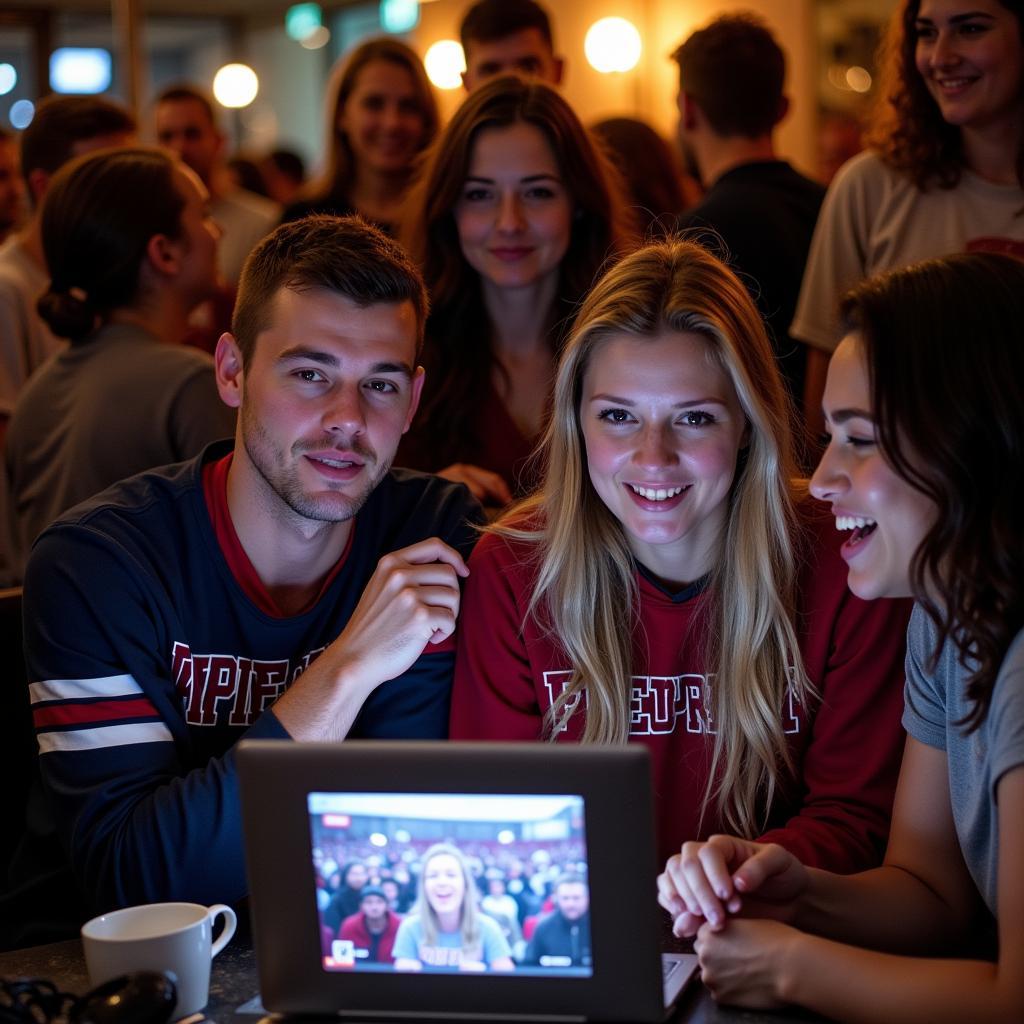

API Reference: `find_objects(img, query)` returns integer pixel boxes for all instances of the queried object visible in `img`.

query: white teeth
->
[629,484,685,501]
[835,515,876,532]
[315,457,352,469]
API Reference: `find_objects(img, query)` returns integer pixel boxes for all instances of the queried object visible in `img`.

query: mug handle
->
[208,904,237,958]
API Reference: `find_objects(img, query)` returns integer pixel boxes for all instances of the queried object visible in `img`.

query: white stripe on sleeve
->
[37,721,174,754]
[29,674,144,705]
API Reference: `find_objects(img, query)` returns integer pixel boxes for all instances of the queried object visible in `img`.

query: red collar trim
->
[202,452,353,618]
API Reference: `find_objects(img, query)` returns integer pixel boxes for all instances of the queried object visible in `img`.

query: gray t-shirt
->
[902,605,1024,914]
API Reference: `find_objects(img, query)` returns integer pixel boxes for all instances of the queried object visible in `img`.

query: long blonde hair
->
[410,843,482,953]
[497,239,810,837]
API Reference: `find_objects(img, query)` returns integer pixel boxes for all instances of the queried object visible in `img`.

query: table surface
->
[0,935,827,1024]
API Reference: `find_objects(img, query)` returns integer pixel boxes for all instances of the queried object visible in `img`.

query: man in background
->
[523,874,591,969]
[673,14,824,416]
[337,886,403,964]
[460,0,564,91]
[0,96,135,446]
[155,85,279,286]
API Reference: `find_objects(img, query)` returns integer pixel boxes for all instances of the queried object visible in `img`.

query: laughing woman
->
[450,239,911,874]
[392,844,514,972]
[660,252,1024,1022]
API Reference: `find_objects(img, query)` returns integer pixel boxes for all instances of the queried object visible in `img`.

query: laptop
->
[238,741,697,1022]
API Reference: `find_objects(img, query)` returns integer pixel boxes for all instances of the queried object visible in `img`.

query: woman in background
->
[794,0,1024,429]
[393,843,515,971]
[451,239,910,874]
[661,252,1024,1022]
[283,38,438,232]
[398,77,634,506]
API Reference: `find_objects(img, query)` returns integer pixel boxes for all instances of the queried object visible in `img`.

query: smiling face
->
[422,853,466,918]
[338,59,428,177]
[454,121,573,294]
[580,329,748,588]
[221,286,423,527]
[809,334,936,600]
[913,0,1024,131]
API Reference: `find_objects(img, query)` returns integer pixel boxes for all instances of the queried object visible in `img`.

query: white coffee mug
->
[81,902,237,1019]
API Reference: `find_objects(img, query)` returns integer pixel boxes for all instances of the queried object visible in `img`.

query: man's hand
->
[332,537,469,692]
[273,538,468,740]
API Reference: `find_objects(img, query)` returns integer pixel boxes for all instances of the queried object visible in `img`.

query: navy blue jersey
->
[3,441,482,946]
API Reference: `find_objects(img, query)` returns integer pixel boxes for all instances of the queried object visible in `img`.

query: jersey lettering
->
[543,669,799,738]
[172,641,326,727]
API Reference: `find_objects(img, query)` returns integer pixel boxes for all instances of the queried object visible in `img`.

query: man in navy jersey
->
[1,215,482,950]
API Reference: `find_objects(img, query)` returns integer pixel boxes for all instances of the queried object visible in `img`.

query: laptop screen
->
[307,792,593,978]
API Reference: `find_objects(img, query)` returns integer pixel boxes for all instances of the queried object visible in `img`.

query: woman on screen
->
[392,843,515,972]
[658,252,1024,1022]
[451,238,910,874]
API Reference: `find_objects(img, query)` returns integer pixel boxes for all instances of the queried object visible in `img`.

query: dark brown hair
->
[459,0,554,51]
[155,84,219,128]
[841,251,1024,731]
[20,94,135,179]
[400,77,634,469]
[865,0,1024,188]
[671,13,786,138]
[37,147,184,341]
[232,214,429,365]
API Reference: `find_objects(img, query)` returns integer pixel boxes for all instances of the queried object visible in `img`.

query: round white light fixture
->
[369,832,388,847]
[585,17,641,73]
[213,63,259,109]
[424,39,465,90]
[10,99,34,130]
[0,64,17,97]
[50,48,112,94]
[300,26,331,50]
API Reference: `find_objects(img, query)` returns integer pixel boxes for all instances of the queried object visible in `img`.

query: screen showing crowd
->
[308,792,592,976]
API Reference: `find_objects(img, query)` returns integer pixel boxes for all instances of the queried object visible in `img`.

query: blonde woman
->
[392,844,515,972]
[451,239,909,872]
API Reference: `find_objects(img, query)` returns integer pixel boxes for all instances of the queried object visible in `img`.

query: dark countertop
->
[0,935,827,1024]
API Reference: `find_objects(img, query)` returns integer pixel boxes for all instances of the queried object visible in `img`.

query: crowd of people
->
[314,844,591,972]
[0,0,1021,1020]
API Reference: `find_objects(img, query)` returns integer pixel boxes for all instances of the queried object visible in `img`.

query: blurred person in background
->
[398,77,634,507]
[460,0,564,91]
[673,13,825,418]
[3,147,235,580]
[261,148,306,206]
[793,0,1024,435]
[0,128,25,244]
[155,84,280,287]
[590,117,698,238]
[0,96,135,451]
[282,38,438,235]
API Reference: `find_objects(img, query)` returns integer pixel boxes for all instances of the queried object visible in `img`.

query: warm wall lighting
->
[50,48,112,94]
[424,39,465,90]
[585,17,641,73]
[10,99,34,130]
[213,64,259,108]
[0,64,17,96]
[845,66,872,93]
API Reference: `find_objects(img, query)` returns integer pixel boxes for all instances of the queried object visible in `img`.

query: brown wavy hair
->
[840,252,1024,731]
[865,0,1024,189]
[304,37,439,204]
[400,76,634,470]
